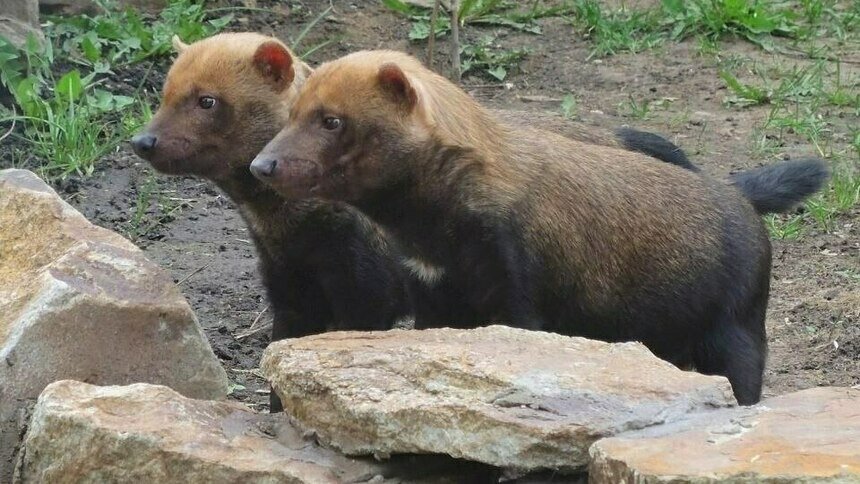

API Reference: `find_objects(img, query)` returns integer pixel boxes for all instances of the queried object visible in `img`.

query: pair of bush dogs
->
[131,33,828,410]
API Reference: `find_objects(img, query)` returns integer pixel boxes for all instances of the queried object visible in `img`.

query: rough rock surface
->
[0,0,42,48]
[261,325,737,472]
[0,169,227,479]
[589,386,860,483]
[15,380,502,483]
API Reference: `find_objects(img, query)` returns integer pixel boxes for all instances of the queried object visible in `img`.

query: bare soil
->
[4,0,858,412]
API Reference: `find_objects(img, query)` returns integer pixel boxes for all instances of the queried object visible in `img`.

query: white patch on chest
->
[401,257,446,286]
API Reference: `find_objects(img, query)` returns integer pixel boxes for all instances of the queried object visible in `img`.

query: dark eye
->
[198,96,216,109]
[323,116,343,130]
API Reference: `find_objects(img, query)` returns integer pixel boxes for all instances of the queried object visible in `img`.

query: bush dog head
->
[132,33,310,180]
[250,51,468,201]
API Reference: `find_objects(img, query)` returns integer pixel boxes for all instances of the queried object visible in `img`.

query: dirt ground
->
[5,0,858,411]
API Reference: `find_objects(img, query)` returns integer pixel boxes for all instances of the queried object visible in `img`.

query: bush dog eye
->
[198,96,216,109]
[250,49,829,406]
[323,116,342,130]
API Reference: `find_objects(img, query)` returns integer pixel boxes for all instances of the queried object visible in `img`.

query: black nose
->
[131,133,157,156]
[250,157,277,178]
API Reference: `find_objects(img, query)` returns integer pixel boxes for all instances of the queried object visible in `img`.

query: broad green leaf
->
[487,65,506,81]
[81,33,101,63]
[56,70,84,102]
[90,89,115,112]
[382,0,414,15]
[112,94,134,110]
[409,21,431,40]
[209,14,234,29]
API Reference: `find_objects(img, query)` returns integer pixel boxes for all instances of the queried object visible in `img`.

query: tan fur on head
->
[140,32,312,180]
[164,32,310,110]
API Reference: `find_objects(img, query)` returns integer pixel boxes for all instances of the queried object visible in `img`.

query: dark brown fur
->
[251,50,780,405]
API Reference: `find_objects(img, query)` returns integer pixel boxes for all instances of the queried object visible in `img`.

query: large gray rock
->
[15,380,501,483]
[0,0,42,48]
[261,325,737,473]
[0,169,227,479]
[589,386,860,483]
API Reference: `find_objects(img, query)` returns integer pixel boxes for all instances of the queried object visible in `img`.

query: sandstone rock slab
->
[261,325,737,472]
[15,380,501,483]
[589,386,860,483]
[0,169,227,478]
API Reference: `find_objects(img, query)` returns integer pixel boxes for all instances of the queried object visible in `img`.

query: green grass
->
[289,6,336,59]
[560,94,578,119]
[49,0,232,69]
[566,0,664,58]
[0,0,230,180]
[766,164,859,238]
[722,60,858,110]
[382,0,537,79]
[622,95,653,120]
[123,174,193,242]
[460,36,527,81]
[563,0,816,58]
[661,0,801,49]
[719,55,857,239]
[383,0,544,41]
[0,37,139,177]
[765,213,804,239]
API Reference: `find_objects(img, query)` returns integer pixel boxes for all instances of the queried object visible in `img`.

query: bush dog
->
[250,50,828,405]
[130,34,416,412]
[128,34,703,333]
[128,33,696,410]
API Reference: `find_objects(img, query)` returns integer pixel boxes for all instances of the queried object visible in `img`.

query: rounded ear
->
[253,41,295,92]
[171,35,189,53]
[378,63,417,109]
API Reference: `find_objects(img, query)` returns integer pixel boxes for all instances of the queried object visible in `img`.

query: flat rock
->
[0,169,227,478]
[261,325,737,472]
[589,386,860,483]
[15,380,501,483]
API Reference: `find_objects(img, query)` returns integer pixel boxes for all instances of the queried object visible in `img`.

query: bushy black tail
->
[615,127,699,172]
[729,158,830,215]
[614,128,829,215]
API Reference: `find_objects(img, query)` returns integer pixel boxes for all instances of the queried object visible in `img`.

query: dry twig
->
[428,0,440,68]
[450,0,461,81]
[236,305,272,340]
[176,262,211,285]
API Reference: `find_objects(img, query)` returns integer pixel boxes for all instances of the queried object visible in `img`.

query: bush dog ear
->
[253,41,295,91]
[171,35,189,53]
[378,63,417,109]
